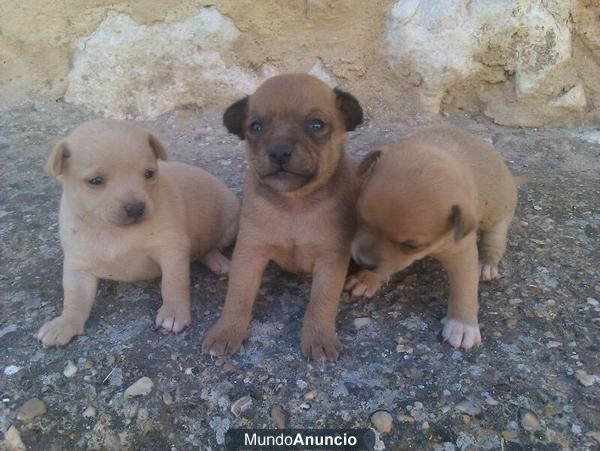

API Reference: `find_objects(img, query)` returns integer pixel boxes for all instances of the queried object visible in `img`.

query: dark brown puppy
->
[202,73,363,361]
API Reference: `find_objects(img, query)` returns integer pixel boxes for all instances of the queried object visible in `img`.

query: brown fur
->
[38,119,240,347]
[201,73,363,361]
[346,127,520,350]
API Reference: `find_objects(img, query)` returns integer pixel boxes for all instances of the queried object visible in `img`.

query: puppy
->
[201,73,363,361]
[38,119,240,346]
[346,127,521,350]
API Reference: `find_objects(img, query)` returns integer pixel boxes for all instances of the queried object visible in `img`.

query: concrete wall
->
[1,0,599,126]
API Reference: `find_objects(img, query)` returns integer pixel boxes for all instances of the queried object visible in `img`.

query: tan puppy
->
[201,73,363,361]
[38,120,240,347]
[346,127,521,350]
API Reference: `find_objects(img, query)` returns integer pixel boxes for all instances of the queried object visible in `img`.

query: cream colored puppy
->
[38,119,240,347]
[346,127,522,350]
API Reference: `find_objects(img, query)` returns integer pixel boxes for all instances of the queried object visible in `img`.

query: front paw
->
[344,270,385,299]
[201,321,248,356]
[441,316,481,350]
[300,324,342,362]
[478,262,499,282]
[38,316,85,347]
[156,303,191,333]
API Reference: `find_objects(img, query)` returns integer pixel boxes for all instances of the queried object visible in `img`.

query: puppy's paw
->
[38,316,84,347]
[201,322,248,356]
[300,326,342,362]
[202,249,230,275]
[441,316,481,351]
[156,304,191,333]
[344,270,384,299]
[478,262,499,282]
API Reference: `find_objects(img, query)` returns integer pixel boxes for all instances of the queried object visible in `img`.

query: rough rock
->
[64,7,268,119]
[386,0,600,126]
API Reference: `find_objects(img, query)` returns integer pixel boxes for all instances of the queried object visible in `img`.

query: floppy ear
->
[148,133,168,160]
[357,149,383,176]
[223,96,248,140]
[45,140,70,176]
[448,204,477,242]
[334,87,363,131]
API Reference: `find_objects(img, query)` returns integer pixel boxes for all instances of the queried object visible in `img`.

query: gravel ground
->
[1,101,599,450]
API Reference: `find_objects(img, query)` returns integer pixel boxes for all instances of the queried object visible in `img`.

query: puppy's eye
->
[396,240,420,251]
[144,169,155,180]
[307,119,325,130]
[249,121,262,134]
[88,176,104,187]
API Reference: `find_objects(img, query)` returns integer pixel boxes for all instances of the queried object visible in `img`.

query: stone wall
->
[1,0,598,126]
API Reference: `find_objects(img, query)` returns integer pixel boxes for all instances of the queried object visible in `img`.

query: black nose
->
[268,145,292,165]
[354,255,376,271]
[123,202,145,219]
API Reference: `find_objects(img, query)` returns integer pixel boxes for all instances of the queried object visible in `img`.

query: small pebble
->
[546,341,561,348]
[4,425,25,450]
[231,395,252,417]
[420,421,429,430]
[17,398,47,422]
[82,406,96,418]
[4,365,21,376]
[304,390,318,401]
[520,409,540,431]
[575,370,595,387]
[485,396,499,406]
[299,402,311,410]
[397,414,415,423]
[222,363,236,373]
[586,431,600,443]
[63,360,78,378]
[455,399,481,416]
[587,298,599,307]
[124,377,153,398]
[370,410,393,433]
[353,317,372,330]
[162,392,174,405]
[270,404,288,428]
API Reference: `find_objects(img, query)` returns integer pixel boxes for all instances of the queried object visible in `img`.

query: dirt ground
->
[1,101,599,450]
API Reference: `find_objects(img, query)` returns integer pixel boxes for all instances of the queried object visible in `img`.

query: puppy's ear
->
[334,87,363,131]
[148,133,168,160]
[357,149,383,176]
[448,204,477,242]
[45,140,70,176]
[223,96,248,140]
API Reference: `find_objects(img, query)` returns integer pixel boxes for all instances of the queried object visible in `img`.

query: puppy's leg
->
[301,255,348,362]
[478,216,512,281]
[200,213,240,275]
[345,269,388,299]
[436,235,481,351]
[155,251,192,333]
[38,266,98,347]
[201,249,230,275]
[202,244,268,355]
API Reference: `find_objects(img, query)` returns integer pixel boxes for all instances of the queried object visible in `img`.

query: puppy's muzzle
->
[123,202,146,220]
[353,254,376,271]
[268,145,292,166]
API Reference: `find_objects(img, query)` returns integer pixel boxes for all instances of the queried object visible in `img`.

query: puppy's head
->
[223,73,362,193]
[351,147,477,276]
[46,119,167,226]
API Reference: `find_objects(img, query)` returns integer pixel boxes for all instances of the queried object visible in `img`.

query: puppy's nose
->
[123,202,145,219]
[268,145,292,165]
[354,255,376,271]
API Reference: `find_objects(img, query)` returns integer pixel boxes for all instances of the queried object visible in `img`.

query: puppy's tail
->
[513,175,528,187]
